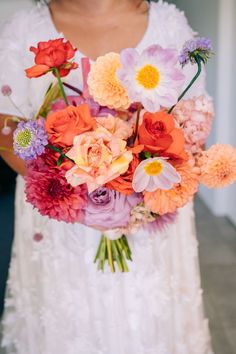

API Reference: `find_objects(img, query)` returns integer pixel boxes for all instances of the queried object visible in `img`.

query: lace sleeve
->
[0,12,32,118]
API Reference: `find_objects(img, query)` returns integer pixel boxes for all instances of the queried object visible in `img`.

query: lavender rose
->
[84,187,142,230]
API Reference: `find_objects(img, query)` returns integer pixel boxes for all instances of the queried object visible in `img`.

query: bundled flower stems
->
[1,36,236,273]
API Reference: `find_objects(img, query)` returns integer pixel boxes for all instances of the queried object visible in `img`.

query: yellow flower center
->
[16,129,32,148]
[144,160,163,176]
[136,65,160,89]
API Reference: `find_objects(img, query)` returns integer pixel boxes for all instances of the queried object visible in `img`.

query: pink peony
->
[173,95,214,155]
[25,157,87,223]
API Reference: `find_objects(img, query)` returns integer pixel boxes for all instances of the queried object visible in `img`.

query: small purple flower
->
[1,85,12,97]
[142,212,177,234]
[84,187,142,230]
[13,119,48,160]
[179,37,213,66]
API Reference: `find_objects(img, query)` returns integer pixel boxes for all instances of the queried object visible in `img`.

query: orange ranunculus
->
[138,110,188,160]
[45,104,97,147]
[25,38,78,78]
[106,155,140,195]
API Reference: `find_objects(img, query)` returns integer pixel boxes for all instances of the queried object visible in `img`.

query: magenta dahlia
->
[25,157,87,223]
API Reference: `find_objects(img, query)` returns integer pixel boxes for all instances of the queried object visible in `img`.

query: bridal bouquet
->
[2,37,236,272]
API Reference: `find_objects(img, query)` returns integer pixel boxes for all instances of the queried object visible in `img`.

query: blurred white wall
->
[175,0,236,225]
[0,0,32,23]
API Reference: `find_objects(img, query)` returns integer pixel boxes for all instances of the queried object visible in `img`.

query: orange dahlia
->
[87,53,131,110]
[198,144,236,188]
[144,162,199,215]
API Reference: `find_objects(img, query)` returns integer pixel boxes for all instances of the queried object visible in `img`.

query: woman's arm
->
[0,115,26,176]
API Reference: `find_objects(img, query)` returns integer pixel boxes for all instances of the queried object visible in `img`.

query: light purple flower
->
[117,45,185,113]
[13,119,48,160]
[84,187,142,229]
[179,37,213,66]
[142,212,177,234]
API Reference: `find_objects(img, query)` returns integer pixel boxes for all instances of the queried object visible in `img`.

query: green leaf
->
[144,151,152,159]
[56,155,64,167]
[34,83,63,119]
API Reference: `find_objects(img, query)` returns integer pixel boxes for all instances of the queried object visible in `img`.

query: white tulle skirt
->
[1,176,213,354]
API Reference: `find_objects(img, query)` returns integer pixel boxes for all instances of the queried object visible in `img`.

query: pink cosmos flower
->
[25,157,87,223]
[173,95,214,155]
[117,45,185,113]
[65,126,133,192]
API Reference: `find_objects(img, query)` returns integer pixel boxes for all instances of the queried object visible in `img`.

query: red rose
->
[25,38,78,78]
[138,110,188,160]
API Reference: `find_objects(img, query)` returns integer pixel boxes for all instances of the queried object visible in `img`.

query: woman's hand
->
[0,114,27,176]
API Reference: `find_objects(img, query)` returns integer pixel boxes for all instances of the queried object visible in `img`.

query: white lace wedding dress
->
[0,1,214,353]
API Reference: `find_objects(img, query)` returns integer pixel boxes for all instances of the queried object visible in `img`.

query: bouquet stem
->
[53,68,69,106]
[94,234,132,273]
[168,56,202,114]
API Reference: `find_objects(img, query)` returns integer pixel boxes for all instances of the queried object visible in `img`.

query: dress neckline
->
[42,1,154,61]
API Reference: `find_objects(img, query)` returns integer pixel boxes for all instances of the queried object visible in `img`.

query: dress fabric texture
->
[0,2,214,353]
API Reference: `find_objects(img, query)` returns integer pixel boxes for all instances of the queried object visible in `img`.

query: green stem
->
[94,235,104,263]
[128,103,142,147]
[53,68,69,106]
[168,57,202,114]
[0,146,13,153]
[46,144,74,163]
[111,240,123,272]
[106,238,115,273]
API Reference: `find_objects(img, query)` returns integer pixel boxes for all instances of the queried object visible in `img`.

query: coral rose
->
[198,144,236,188]
[106,154,140,195]
[138,110,188,160]
[65,126,133,192]
[45,104,96,147]
[144,162,199,215]
[25,38,78,78]
[95,114,133,140]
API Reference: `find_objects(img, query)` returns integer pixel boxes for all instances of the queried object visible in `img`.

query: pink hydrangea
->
[173,95,214,155]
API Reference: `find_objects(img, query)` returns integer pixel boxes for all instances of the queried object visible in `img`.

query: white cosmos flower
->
[132,157,181,193]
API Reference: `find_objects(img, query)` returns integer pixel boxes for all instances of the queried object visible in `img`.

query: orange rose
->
[25,38,78,78]
[45,104,96,147]
[138,110,188,160]
[106,155,140,195]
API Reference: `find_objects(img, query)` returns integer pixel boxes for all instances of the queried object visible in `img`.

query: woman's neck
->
[51,0,144,17]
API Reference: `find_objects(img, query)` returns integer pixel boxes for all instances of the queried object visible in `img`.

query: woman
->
[0,0,213,353]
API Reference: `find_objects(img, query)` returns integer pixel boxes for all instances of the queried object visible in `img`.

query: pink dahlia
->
[25,157,87,223]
